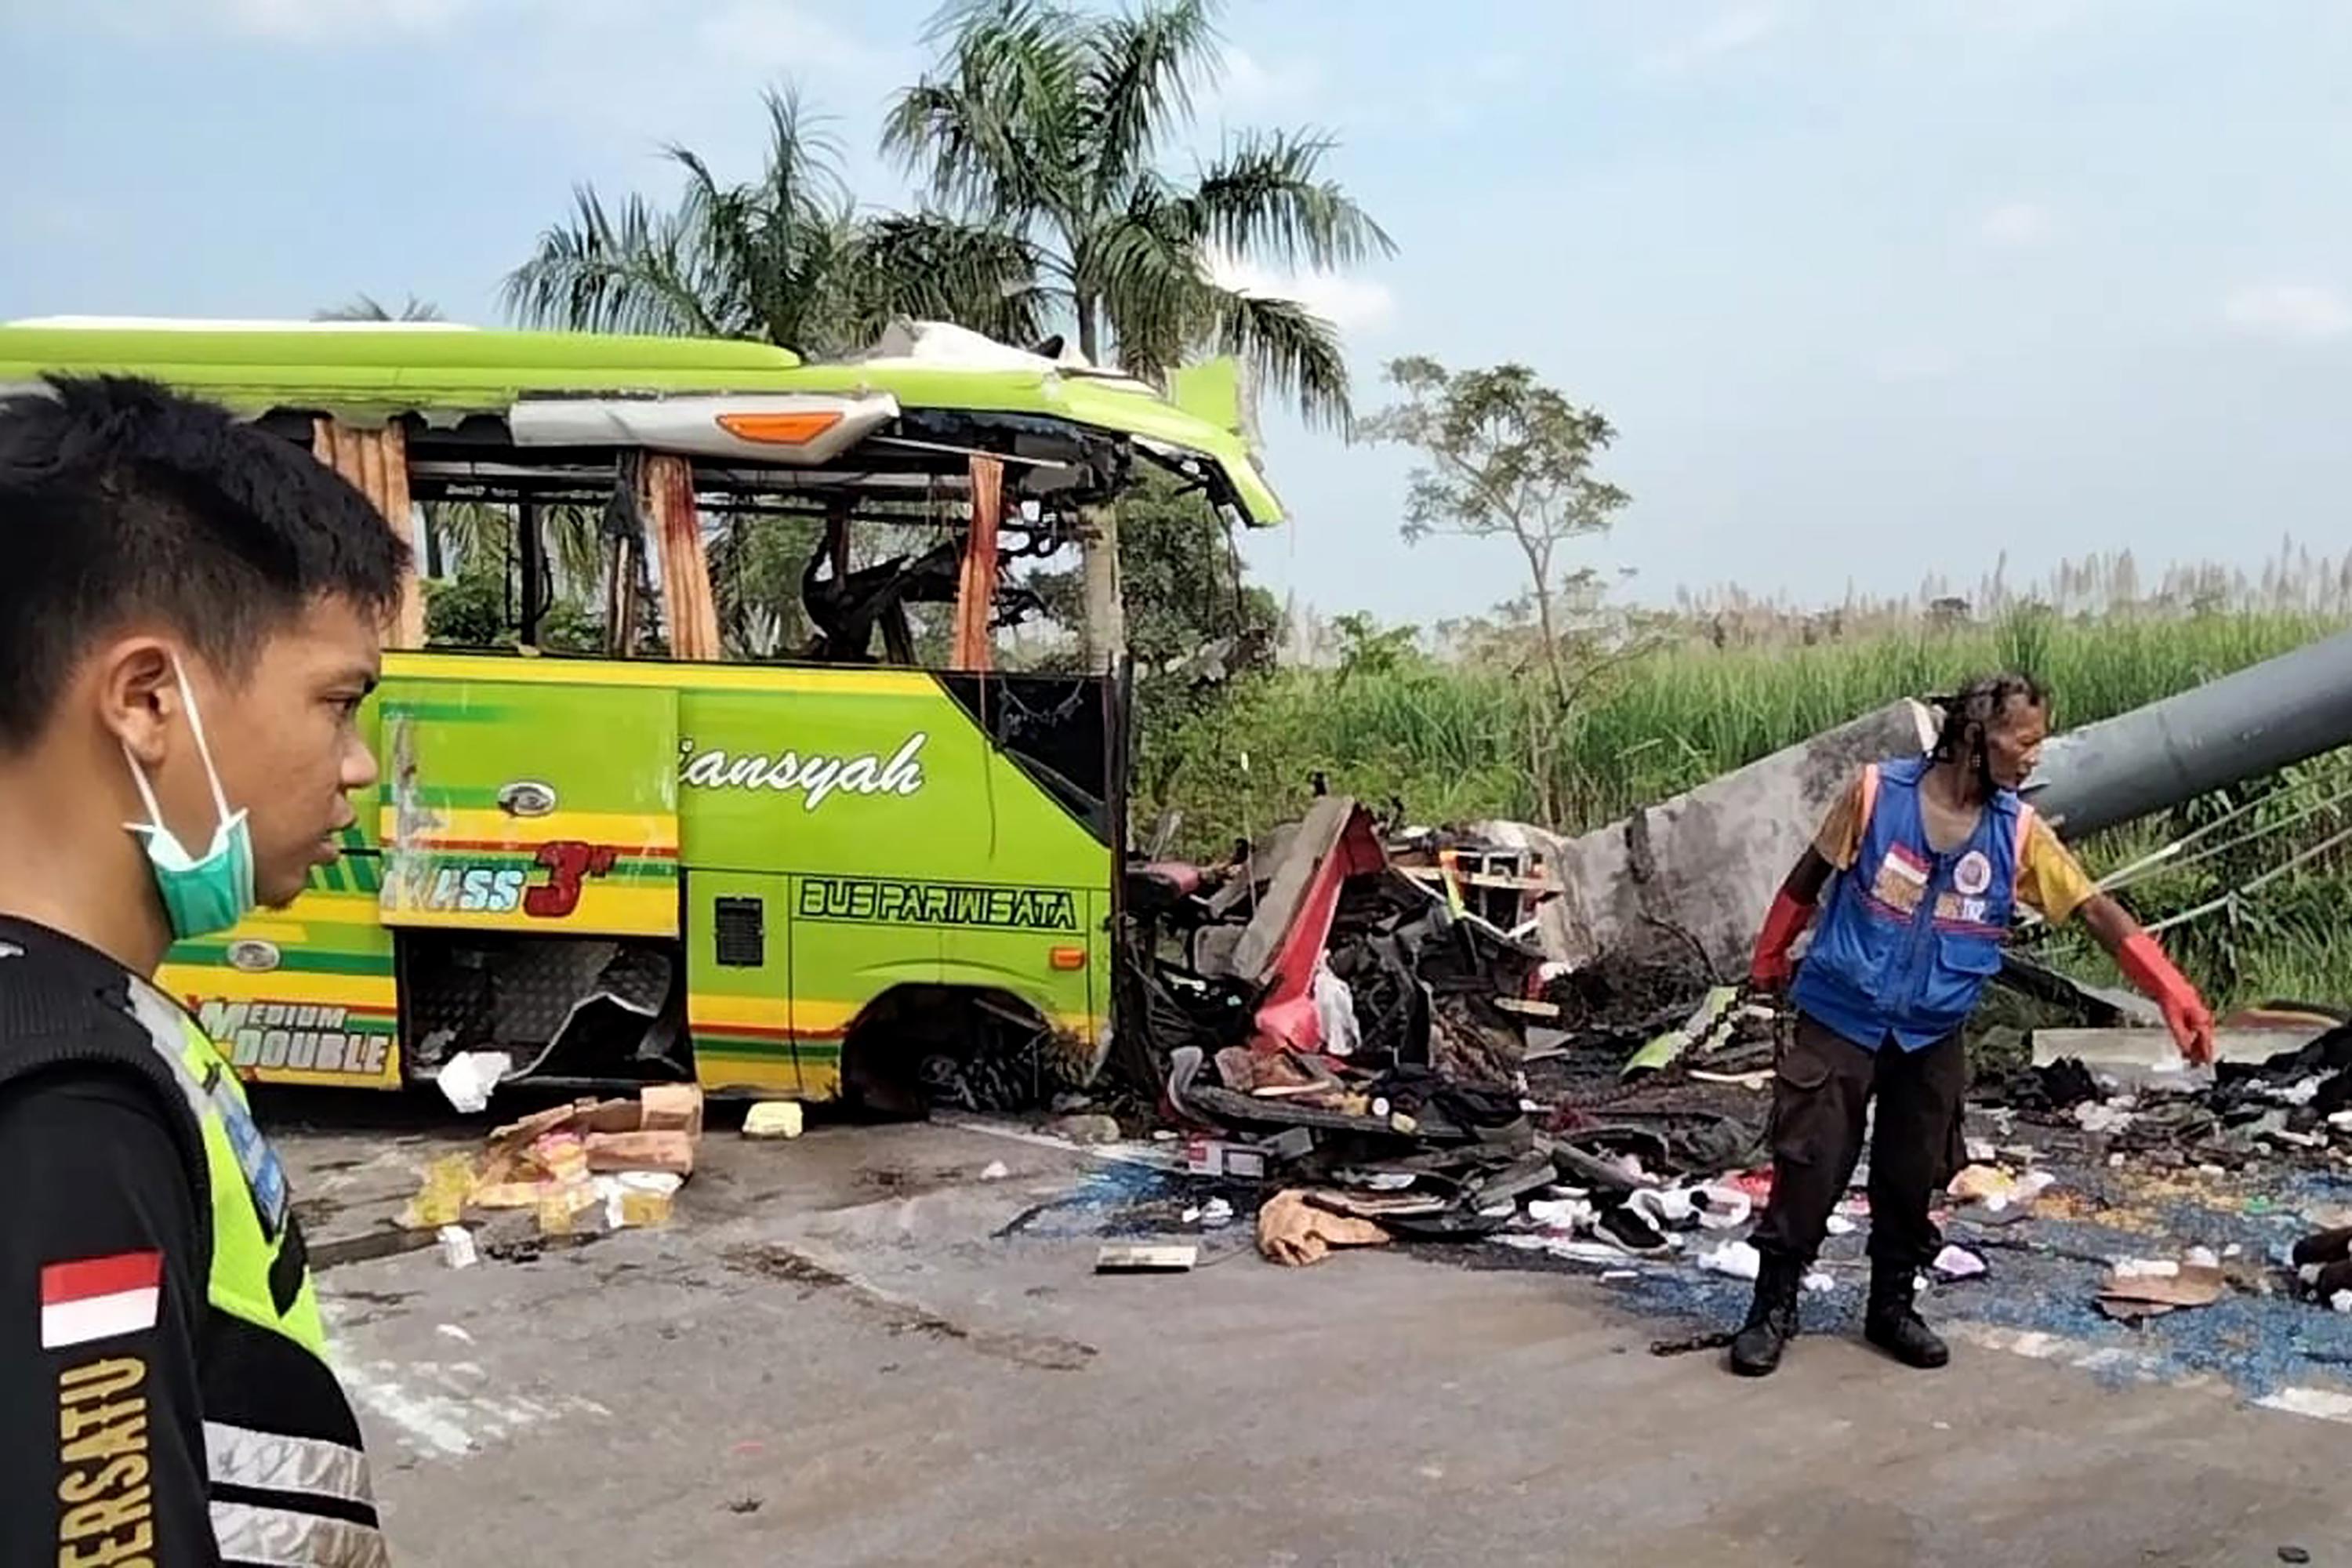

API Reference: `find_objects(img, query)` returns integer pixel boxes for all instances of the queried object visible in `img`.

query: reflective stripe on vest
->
[115,978,387,1565]
[211,1501,390,1568]
[205,1421,376,1508]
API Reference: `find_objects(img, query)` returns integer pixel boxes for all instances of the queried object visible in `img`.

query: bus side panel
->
[160,887,402,1089]
[676,668,1113,1098]
[376,674,680,937]
[684,869,800,1098]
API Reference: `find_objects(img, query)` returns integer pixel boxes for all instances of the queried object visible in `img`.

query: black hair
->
[0,375,409,749]
[1931,670,2049,763]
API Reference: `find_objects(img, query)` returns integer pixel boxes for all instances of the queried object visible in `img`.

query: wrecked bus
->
[0,318,1283,1105]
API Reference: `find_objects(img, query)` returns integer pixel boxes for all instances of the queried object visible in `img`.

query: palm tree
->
[503,88,1041,356]
[313,294,445,322]
[882,0,1392,429]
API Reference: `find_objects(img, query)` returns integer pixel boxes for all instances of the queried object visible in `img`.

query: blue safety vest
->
[1791,757,2027,1052]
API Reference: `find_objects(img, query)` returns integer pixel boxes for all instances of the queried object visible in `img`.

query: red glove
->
[2115,931,2216,1065]
[1749,887,1817,992]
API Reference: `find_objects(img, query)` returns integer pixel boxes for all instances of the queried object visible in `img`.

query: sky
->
[5,0,2352,627]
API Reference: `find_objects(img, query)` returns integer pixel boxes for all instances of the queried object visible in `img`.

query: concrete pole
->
[1080,501,1126,673]
[2027,627,2352,838]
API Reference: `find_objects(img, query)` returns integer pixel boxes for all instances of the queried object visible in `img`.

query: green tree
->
[1031,471,1279,799]
[883,0,1392,427]
[1360,356,1632,709]
[503,88,1041,357]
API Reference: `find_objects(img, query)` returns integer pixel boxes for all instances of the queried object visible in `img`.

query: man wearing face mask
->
[0,376,407,1566]
[1726,672,2216,1379]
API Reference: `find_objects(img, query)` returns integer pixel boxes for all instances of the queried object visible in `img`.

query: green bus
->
[0,318,1282,1107]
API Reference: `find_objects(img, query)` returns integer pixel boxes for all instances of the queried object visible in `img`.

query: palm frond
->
[1181,129,1396,271]
[1205,286,1354,431]
[314,293,444,322]
[501,185,726,339]
[885,0,1085,223]
[849,213,1053,347]
[1090,193,1214,376]
[1084,0,1220,199]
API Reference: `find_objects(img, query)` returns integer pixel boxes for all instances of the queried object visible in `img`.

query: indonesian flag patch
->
[40,1251,162,1349]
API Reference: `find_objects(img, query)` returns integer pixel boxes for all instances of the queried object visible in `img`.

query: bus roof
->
[0,319,1284,526]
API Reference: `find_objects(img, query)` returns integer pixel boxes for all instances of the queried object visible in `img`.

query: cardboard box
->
[584,1130,696,1177]
[641,1084,705,1139]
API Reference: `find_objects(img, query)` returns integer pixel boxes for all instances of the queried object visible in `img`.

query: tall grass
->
[1156,609,2344,841]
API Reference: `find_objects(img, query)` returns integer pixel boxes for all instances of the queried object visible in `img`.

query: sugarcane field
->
[5,5,2352,1566]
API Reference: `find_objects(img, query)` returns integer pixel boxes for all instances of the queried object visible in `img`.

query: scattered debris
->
[2097,1259,2227,1321]
[980,1160,1012,1181]
[1258,1190,1392,1267]
[1697,1240,1762,1282]
[743,1101,804,1140]
[434,1051,511,1115]
[1094,1243,1198,1274]
[1050,1113,1124,1146]
[399,1086,706,1248]
[437,1225,477,1270]
[1932,1245,1987,1281]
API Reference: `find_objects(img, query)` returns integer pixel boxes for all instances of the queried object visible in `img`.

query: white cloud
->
[1650,3,1784,72]
[1867,347,1959,385]
[1210,45,1325,116]
[691,2,902,78]
[2223,283,2352,343]
[1978,201,2052,248]
[1209,252,1396,335]
[92,0,477,41]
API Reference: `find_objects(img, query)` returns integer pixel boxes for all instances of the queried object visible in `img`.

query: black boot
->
[1864,1261,1950,1369]
[1729,1253,1804,1377]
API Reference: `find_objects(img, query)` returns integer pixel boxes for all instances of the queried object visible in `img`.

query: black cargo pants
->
[1752,1012,1968,1272]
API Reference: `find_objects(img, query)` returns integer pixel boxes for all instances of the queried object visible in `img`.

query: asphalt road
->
[281,1112,2352,1568]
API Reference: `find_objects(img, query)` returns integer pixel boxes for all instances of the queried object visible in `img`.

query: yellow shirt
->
[1811,767,2098,924]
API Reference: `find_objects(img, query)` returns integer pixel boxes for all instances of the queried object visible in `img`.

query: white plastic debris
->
[2331,1111,2352,1131]
[1495,1234,1634,1266]
[1826,1214,1858,1237]
[1630,1187,1697,1229]
[2108,1152,2128,1169]
[2114,1258,2180,1279]
[1201,1198,1235,1229]
[1526,1198,1595,1232]
[2279,1076,2327,1107]
[743,1101,804,1139]
[1697,1240,1762,1282]
[2075,1101,2135,1134]
[2185,1246,2220,1269]
[980,1160,1011,1181]
[1965,1138,1998,1164]
[1802,1270,1836,1294]
[436,1225,477,1270]
[434,1051,510,1115]
[2335,1291,2352,1316]
[1311,963,1362,1058]
[1694,1185,1753,1231]
[435,1323,474,1344]
[1933,1245,1987,1280]
[2019,1170,2059,1199]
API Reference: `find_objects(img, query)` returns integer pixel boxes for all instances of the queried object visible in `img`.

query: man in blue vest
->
[1729,673,2215,1377]
[0,376,405,1563]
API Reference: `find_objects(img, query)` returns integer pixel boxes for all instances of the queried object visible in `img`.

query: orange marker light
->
[1050,946,1087,971]
[716,409,844,445]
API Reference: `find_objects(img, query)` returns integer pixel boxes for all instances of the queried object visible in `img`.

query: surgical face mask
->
[123,655,256,941]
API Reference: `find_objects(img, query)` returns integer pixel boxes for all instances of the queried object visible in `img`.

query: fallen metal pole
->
[2025,627,2352,839]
